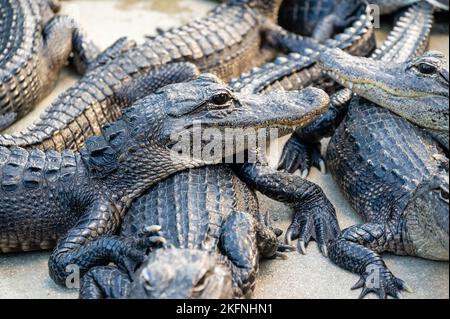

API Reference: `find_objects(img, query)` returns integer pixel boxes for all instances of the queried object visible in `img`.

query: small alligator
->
[326,96,448,299]
[315,8,448,298]
[0,0,99,130]
[0,74,332,288]
[278,1,434,176]
[0,0,284,151]
[0,0,375,153]
[79,164,304,299]
[77,105,341,299]
[323,49,449,149]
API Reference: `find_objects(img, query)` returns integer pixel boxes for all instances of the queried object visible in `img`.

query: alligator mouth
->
[319,49,444,99]
[184,87,330,131]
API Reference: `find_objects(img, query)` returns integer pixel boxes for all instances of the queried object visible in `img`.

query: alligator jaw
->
[318,48,449,134]
[196,87,330,132]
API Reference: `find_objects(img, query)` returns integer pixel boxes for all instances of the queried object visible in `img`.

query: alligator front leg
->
[329,222,412,299]
[48,199,164,286]
[235,157,340,256]
[80,266,131,299]
[43,16,99,75]
[278,90,351,176]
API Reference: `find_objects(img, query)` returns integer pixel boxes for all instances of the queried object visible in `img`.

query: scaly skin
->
[0,73,330,286]
[80,166,288,299]
[299,2,447,298]
[278,1,434,176]
[229,0,375,94]
[0,0,99,130]
[369,0,448,14]
[320,48,449,149]
[326,98,449,299]
[0,0,286,151]
[79,147,341,299]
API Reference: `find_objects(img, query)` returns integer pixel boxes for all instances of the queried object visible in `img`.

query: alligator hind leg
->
[87,37,137,71]
[43,16,100,75]
[80,266,131,299]
[329,222,412,299]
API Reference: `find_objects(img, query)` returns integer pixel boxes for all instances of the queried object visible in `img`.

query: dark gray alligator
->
[0,74,332,289]
[326,96,448,299]
[76,104,341,299]
[79,162,322,299]
[0,0,284,151]
[278,2,434,177]
[0,0,99,130]
[314,7,448,298]
[323,49,449,149]
[0,0,376,153]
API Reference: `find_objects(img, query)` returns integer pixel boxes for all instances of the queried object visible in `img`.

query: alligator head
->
[404,154,449,261]
[318,49,449,146]
[81,72,328,185]
[128,248,233,299]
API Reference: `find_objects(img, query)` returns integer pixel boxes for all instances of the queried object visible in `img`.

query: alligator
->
[0,0,99,131]
[294,4,448,298]
[0,0,283,151]
[322,49,449,149]
[0,0,376,153]
[76,108,342,299]
[0,73,333,287]
[326,96,449,299]
[278,1,434,177]
[79,163,303,299]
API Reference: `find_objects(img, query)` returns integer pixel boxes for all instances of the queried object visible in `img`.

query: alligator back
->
[0,1,273,150]
[121,165,258,251]
[0,0,57,126]
[0,146,84,252]
[326,98,443,223]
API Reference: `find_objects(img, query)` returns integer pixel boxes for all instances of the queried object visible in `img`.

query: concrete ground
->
[0,0,448,299]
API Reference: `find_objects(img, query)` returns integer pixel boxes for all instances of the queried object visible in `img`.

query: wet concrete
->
[0,0,448,299]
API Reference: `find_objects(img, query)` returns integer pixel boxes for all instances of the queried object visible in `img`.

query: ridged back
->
[121,166,258,252]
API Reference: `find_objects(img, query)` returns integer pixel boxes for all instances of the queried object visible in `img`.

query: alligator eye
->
[440,188,449,201]
[211,93,231,105]
[416,63,437,75]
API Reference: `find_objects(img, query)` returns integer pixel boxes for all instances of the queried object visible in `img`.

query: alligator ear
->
[81,136,119,178]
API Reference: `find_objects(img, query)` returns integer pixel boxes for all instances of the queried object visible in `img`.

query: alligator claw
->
[351,266,411,299]
[287,202,340,256]
[278,135,325,177]
[298,240,307,255]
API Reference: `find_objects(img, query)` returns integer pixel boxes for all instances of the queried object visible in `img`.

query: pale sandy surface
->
[0,0,448,299]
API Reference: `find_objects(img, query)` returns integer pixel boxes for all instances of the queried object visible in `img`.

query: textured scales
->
[320,2,448,299]
[0,0,283,151]
[0,0,98,130]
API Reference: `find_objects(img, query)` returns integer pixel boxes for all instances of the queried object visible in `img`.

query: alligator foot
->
[352,265,412,299]
[118,225,167,273]
[286,201,340,257]
[278,135,325,177]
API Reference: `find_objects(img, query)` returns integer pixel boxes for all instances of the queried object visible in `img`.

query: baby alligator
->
[0,0,98,130]
[318,12,449,299]
[0,0,376,153]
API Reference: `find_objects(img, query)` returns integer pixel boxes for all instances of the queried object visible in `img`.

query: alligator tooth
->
[348,83,353,90]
